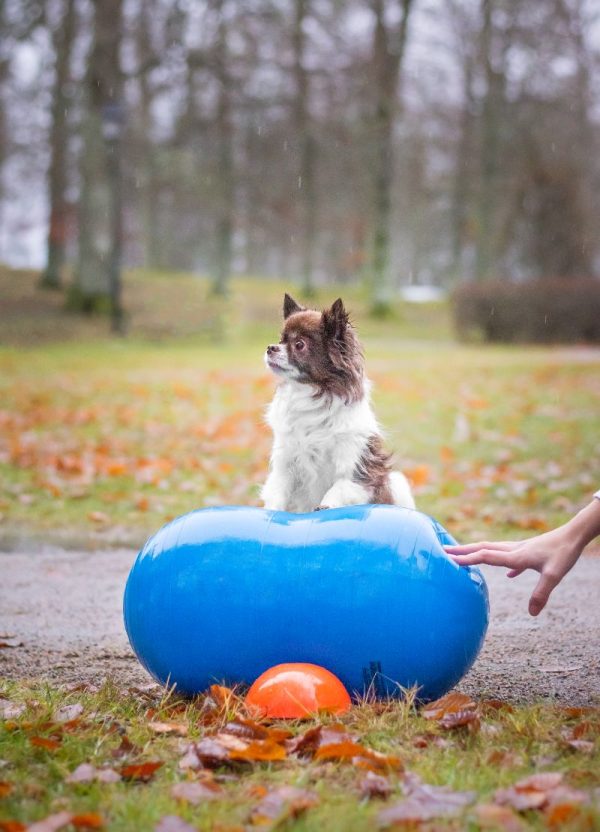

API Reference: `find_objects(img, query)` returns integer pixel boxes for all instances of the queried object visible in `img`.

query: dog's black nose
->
[267,344,278,355]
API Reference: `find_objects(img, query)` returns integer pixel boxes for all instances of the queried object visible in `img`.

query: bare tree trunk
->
[40,0,77,290]
[475,0,502,281]
[451,54,474,278]
[211,2,234,297]
[293,0,316,296]
[137,0,161,270]
[71,0,125,330]
[370,0,414,314]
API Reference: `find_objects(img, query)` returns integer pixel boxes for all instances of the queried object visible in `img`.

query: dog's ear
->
[283,293,303,319]
[322,298,349,341]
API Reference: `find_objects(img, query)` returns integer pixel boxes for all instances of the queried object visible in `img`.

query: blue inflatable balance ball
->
[124,505,489,701]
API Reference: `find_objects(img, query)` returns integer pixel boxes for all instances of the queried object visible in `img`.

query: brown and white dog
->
[261,294,415,513]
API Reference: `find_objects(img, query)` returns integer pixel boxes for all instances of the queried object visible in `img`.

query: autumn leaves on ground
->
[2,681,600,831]
[1,270,599,829]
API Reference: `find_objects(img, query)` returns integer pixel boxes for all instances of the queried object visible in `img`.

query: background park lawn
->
[1,269,598,551]
[1,270,599,831]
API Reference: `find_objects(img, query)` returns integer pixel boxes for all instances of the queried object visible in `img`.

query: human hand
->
[445,526,580,616]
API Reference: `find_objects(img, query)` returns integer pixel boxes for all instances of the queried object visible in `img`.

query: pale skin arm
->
[445,497,600,617]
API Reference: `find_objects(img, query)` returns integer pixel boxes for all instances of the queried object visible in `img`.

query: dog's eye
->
[295,339,305,351]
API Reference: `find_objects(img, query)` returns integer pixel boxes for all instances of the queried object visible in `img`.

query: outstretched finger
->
[507,568,524,578]
[449,548,518,567]
[444,540,518,555]
[528,573,560,616]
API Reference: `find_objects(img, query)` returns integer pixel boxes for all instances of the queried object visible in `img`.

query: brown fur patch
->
[279,300,364,403]
[355,435,394,504]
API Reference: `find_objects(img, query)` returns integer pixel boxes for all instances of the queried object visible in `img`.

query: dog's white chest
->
[265,382,377,512]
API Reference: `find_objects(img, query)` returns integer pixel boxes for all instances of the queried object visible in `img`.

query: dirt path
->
[1,547,599,704]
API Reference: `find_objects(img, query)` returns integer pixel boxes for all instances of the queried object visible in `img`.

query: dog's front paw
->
[314,505,330,512]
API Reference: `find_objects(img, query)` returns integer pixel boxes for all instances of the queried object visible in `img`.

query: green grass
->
[1,680,598,830]
[1,270,599,828]
[1,331,598,549]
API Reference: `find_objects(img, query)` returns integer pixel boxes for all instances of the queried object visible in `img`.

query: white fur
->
[261,368,415,513]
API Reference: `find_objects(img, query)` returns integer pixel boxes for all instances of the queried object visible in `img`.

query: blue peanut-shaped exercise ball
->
[124,505,489,701]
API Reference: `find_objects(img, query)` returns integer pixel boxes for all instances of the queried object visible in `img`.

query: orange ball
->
[245,662,351,719]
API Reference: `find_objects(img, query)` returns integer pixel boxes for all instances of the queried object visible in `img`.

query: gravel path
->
[1,547,599,704]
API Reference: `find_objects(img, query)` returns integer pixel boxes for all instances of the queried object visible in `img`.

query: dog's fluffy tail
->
[390,471,416,510]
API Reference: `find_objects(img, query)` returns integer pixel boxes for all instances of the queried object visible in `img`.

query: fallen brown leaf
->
[120,761,163,781]
[565,739,594,754]
[222,718,292,744]
[27,812,73,832]
[287,723,352,757]
[0,820,26,832]
[480,699,513,714]
[148,721,188,737]
[228,739,287,763]
[66,763,121,784]
[378,776,475,826]
[485,749,523,769]
[249,785,319,827]
[70,814,105,830]
[422,692,477,722]
[473,803,527,831]
[494,771,565,811]
[439,708,480,732]
[0,703,25,719]
[88,510,110,524]
[359,771,393,801]
[171,779,223,804]
[53,703,84,723]
[155,816,198,832]
[30,736,61,751]
[544,801,592,828]
[110,734,137,759]
[209,684,235,708]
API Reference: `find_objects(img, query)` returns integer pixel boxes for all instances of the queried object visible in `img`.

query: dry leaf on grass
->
[378,777,476,827]
[120,761,163,781]
[222,718,292,744]
[287,723,352,757]
[27,813,75,832]
[53,703,84,723]
[155,816,198,832]
[178,719,292,769]
[70,814,105,830]
[228,739,287,763]
[110,734,137,759]
[171,779,223,804]
[148,721,188,737]
[485,749,523,769]
[421,691,477,727]
[66,763,121,784]
[0,781,13,797]
[565,738,594,754]
[494,771,589,813]
[473,803,527,832]
[359,771,393,801]
[545,801,592,828]
[248,785,319,827]
[479,699,513,714]
[0,820,27,832]
[288,723,402,772]
[439,709,480,731]
[29,736,61,751]
[0,702,25,720]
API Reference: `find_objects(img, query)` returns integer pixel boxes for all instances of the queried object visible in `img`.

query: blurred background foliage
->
[1,0,599,340]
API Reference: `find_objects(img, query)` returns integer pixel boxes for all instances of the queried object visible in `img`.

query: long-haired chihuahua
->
[261,294,415,513]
